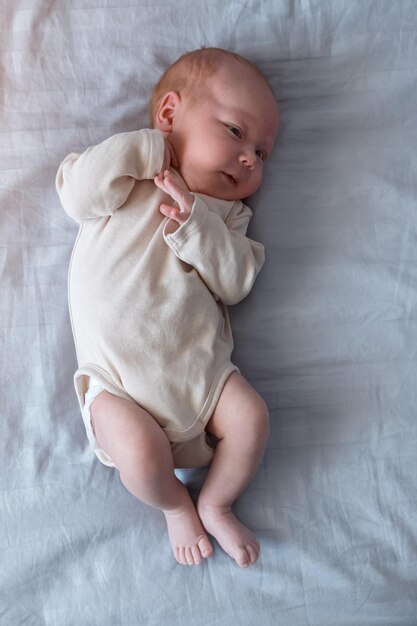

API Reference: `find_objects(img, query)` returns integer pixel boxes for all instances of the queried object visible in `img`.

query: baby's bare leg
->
[90,390,213,565]
[197,373,269,568]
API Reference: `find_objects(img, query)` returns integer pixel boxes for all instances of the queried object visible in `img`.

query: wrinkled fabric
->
[1,1,417,624]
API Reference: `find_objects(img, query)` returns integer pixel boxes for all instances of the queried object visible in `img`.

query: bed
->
[1,1,417,624]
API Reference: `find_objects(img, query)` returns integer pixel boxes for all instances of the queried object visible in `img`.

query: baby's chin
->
[197,188,242,201]
[180,175,247,201]
[179,167,258,201]
[211,185,258,202]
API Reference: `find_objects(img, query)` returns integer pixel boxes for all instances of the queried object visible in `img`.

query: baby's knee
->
[208,377,270,443]
[90,390,173,480]
[118,431,171,485]
[229,395,270,444]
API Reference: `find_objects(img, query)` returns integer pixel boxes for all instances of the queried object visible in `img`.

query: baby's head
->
[150,48,279,201]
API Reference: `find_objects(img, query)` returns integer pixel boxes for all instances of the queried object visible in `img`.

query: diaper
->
[81,378,216,469]
[81,378,115,466]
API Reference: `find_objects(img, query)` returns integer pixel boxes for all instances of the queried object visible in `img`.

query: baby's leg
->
[197,373,269,568]
[90,390,213,565]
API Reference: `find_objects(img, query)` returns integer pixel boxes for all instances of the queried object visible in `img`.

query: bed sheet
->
[1,1,417,624]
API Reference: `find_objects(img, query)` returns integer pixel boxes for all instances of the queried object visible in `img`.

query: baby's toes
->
[177,546,187,565]
[185,546,195,565]
[191,545,202,565]
[246,542,260,564]
[235,546,251,568]
[198,535,213,559]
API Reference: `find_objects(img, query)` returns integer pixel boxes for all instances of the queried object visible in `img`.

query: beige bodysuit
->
[56,129,265,468]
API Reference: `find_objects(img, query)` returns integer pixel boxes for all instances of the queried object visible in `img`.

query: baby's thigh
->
[90,390,169,470]
[206,372,269,440]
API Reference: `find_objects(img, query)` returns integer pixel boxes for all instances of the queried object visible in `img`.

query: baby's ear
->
[155,91,181,132]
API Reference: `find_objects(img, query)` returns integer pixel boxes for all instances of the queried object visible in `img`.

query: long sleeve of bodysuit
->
[163,195,265,305]
[56,129,164,222]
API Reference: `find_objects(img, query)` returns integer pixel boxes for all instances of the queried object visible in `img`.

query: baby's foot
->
[163,501,213,566]
[197,503,260,568]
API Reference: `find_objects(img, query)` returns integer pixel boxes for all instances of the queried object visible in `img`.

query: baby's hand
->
[154,169,194,226]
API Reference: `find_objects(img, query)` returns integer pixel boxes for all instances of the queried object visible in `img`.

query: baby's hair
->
[149,47,270,126]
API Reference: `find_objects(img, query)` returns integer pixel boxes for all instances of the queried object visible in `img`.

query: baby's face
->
[165,65,279,200]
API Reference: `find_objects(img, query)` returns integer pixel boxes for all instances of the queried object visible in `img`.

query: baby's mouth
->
[222,172,238,185]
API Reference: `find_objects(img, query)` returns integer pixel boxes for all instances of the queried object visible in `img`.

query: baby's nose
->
[239,149,256,169]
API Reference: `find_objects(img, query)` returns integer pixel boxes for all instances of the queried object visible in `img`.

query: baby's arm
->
[161,188,265,305]
[56,129,165,222]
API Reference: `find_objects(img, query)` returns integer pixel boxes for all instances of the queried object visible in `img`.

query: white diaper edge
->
[82,382,116,467]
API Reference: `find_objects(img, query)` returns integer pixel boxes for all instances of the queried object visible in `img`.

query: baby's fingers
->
[159,170,182,196]
[154,170,181,199]
[159,203,186,225]
[155,171,193,215]
[154,172,168,192]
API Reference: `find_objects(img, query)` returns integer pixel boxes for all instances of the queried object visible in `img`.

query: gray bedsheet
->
[1,1,417,624]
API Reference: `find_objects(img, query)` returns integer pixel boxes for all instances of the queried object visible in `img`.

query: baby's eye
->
[228,125,242,138]
[256,149,267,161]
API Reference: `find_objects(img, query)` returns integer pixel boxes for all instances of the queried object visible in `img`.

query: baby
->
[56,47,279,568]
